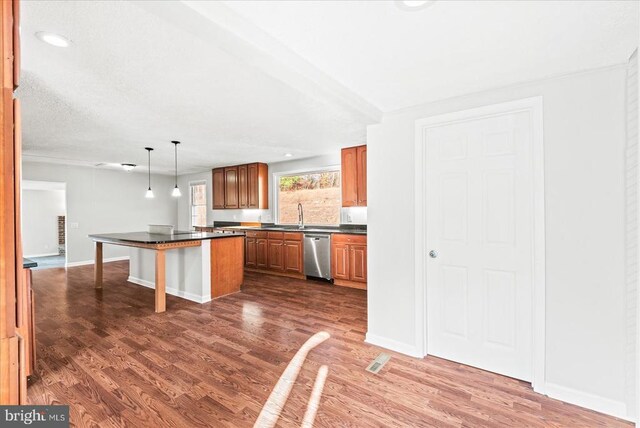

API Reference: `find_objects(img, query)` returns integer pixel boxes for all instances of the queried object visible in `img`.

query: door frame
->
[413,96,546,393]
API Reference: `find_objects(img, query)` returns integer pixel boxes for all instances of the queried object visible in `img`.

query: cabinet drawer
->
[283,232,303,241]
[267,231,284,240]
[245,230,267,238]
[332,233,367,244]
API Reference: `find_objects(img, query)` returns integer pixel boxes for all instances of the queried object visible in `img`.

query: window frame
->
[273,165,342,226]
[188,180,208,229]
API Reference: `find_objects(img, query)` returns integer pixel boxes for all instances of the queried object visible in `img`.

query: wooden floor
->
[28,261,630,428]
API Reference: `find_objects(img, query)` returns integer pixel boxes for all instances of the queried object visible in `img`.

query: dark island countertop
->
[89,231,241,245]
[23,258,38,269]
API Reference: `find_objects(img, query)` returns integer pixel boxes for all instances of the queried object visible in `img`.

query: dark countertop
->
[23,258,38,269]
[89,231,241,245]
[198,223,367,235]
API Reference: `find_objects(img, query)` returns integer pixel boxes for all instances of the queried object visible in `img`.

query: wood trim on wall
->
[0,0,21,405]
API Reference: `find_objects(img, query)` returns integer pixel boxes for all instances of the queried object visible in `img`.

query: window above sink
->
[275,168,341,226]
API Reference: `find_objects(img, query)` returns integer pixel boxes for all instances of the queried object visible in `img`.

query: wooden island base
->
[91,233,244,313]
[210,236,244,298]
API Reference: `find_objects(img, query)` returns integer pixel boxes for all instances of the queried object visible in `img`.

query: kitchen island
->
[89,231,244,313]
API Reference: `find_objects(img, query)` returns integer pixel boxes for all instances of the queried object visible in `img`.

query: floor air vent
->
[366,353,390,374]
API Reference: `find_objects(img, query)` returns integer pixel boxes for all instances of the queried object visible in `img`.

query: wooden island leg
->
[94,242,103,289]
[155,249,166,313]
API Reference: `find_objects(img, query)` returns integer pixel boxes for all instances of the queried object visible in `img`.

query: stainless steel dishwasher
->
[303,233,331,280]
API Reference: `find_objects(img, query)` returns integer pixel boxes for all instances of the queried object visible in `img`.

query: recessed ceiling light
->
[121,163,136,172]
[284,153,293,157]
[35,31,71,48]
[395,0,437,11]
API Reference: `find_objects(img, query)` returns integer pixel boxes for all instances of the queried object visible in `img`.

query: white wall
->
[367,65,631,418]
[22,162,178,264]
[22,189,65,257]
[177,154,367,230]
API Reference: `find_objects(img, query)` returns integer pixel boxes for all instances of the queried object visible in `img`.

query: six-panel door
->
[425,109,534,382]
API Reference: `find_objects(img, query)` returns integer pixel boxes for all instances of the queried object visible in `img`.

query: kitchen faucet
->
[298,203,304,229]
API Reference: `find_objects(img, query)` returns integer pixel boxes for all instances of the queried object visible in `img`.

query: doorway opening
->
[22,180,67,269]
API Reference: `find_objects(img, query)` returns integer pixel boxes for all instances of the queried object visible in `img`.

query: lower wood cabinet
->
[332,242,349,280]
[331,234,367,289]
[245,237,257,267]
[268,239,284,271]
[244,231,303,277]
[284,239,303,274]
[256,239,268,268]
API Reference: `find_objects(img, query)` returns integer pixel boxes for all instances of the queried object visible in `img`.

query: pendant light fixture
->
[145,147,154,198]
[171,141,181,197]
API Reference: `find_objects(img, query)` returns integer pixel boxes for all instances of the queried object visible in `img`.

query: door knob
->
[429,250,438,259]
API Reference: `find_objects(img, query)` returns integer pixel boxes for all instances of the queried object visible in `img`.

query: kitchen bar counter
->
[195,224,367,235]
[90,231,244,312]
[23,258,38,269]
[89,231,237,244]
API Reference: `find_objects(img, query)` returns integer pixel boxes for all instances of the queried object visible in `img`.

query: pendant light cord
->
[148,149,151,189]
[175,142,178,186]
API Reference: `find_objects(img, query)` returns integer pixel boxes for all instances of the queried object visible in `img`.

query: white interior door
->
[425,109,534,381]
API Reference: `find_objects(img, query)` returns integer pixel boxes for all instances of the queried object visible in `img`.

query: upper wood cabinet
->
[212,168,225,209]
[212,163,268,210]
[238,164,248,209]
[341,145,367,207]
[224,167,239,209]
[356,145,367,206]
[247,163,268,209]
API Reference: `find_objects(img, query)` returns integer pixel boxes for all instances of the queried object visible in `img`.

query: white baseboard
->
[66,256,129,268]
[365,333,423,358]
[127,276,211,304]
[24,252,59,258]
[544,382,632,422]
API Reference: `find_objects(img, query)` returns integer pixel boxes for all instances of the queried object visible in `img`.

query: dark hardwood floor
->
[28,261,630,427]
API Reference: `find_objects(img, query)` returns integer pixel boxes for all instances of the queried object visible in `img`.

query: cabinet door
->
[238,164,248,209]
[341,147,358,207]
[349,244,367,283]
[268,239,284,271]
[212,168,225,209]
[245,237,257,268]
[331,242,350,280]
[256,238,268,269]
[224,167,239,208]
[284,240,303,274]
[247,163,258,208]
[356,145,367,206]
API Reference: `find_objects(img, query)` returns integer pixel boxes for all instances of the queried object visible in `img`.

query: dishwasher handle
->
[304,234,330,240]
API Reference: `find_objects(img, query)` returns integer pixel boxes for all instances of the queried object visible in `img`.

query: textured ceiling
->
[224,0,639,111]
[19,1,374,174]
[19,1,638,173]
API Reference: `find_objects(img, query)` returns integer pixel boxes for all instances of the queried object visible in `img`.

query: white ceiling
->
[223,0,638,111]
[19,1,376,174]
[19,1,638,174]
